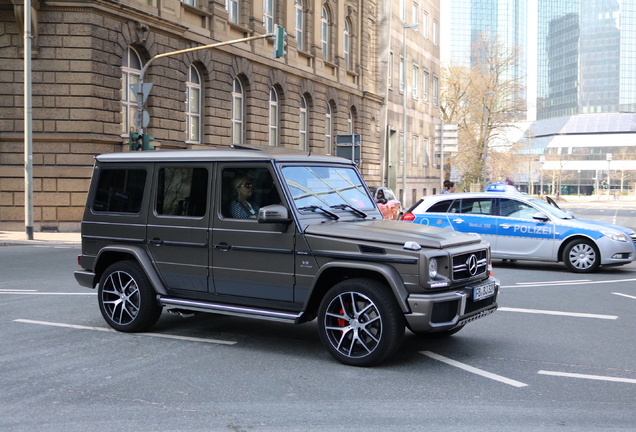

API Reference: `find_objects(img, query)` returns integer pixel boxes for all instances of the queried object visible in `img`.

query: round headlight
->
[429,258,438,279]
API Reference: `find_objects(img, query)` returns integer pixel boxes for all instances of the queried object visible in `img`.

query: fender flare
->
[94,245,168,295]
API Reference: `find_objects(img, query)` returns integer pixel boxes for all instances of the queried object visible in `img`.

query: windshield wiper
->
[330,204,367,218]
[297,205,339,220]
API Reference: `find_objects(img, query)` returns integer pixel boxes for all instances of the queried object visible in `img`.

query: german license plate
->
[472,281,496,301]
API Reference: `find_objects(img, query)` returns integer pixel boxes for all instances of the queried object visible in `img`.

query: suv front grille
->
[452,249,488,281]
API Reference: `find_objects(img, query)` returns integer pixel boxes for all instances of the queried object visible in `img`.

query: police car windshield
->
[528,197,570,219]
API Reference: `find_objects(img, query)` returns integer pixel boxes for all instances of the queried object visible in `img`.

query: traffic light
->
[601,180,608,189]
[274,25,286,58]
[129,131,142,151]
[142,133,155,151]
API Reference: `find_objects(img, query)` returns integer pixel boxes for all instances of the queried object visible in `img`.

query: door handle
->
[148,238,163,246]
[500,224,511,229]
[452,218,464,224]
[214,243,230,251]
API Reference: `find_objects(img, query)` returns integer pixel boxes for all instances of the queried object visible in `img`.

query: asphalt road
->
[1,245,636,431]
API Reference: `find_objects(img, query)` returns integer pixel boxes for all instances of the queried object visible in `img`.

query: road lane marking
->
[538,370,636,384]
[514,279,591,286]
[0,291,94,295]
[420,351,528,387]
[13,319,237,345]
[499,307,617,320]
[613,292,636,300]
[501,277,636,289]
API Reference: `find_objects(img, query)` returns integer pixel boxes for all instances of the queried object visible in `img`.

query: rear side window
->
[156,167,208,217]
[426,199,453,213]
[457,198,493,215]
[92,168,147,214]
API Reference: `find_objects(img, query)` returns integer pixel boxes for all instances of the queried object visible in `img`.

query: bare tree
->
[440,33,526,187]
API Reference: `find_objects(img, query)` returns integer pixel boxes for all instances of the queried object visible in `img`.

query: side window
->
[92,168,147,214]
[384,189,396,201]
[458,198,493,215]
[156,167,208,217]
[427,199,453,213]
[221,167,281,219]
[499,198,537,220]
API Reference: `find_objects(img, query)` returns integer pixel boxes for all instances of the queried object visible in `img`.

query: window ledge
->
[181,3,212,17]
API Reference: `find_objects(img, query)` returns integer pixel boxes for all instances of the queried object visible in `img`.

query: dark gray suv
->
[74,145,499,366]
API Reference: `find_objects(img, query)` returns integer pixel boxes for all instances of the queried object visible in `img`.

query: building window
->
[423,137,429,166]
[433,76,439,107]
[347,109,353,134]
[433,19,438,45]
[121,47,142,135]
[182,0,196,6]
[412,64,419,99]
[388,51,393,88]
[321,6,330,61]
[412,135,419,165]
[299,95,308,151]
[226,0,239,24]
[263,0,274,34]
[186,65,201,143]
[268,88,279,146]
[423,11,428,38]
[399,0,405,21]
[423,70,429,101]
[325,103,332,154]
[344,19,351,69]
[232,78,244,144]
[295,0,304,50]
[412,2,419,29]
[399,56,404,93]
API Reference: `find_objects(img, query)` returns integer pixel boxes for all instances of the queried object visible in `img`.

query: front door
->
[211,163,295,302]
[146,164,211,292]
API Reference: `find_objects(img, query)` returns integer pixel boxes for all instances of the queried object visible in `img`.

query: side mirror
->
[564,210,575,219]
[532,212,549,222]
[258,204,292,224]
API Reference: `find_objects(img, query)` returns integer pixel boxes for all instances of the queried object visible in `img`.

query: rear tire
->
[318,278,405,366]
[98,261,162,332]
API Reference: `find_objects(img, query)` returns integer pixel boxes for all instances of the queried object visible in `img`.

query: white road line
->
[514,279,591,285]
[0,292,95,295]
[498,307,617,320]
[13,319,237,345]
[420,351,528,388]
[538,370,636,384]
[501,277,636,289]
[613,292,636,300]
[0,289,38,292]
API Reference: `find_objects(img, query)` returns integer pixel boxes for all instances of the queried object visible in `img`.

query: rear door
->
[445,197,497,246]
[146,164,211,292]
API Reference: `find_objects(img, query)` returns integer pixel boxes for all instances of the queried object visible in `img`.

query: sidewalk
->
[0,230,81,246]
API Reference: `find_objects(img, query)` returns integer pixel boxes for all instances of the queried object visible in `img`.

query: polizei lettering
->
[513,225,552,235]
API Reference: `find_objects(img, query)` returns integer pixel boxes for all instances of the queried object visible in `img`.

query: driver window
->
[221,167,281,219]
[499,198,537,220]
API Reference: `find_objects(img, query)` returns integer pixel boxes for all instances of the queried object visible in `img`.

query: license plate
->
[472,281,496,301]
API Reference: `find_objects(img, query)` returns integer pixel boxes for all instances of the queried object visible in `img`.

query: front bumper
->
[404,276,499,333]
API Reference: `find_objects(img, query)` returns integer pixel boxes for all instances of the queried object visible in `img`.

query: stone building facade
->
[0,0,440,231]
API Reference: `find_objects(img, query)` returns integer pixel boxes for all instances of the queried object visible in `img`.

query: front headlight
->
[429,258,438,279]
[600,230,628,242]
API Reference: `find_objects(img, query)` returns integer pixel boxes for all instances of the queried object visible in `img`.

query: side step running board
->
[159,297,303,324]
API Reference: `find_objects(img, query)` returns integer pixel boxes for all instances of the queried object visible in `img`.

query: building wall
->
[1,0,406,230]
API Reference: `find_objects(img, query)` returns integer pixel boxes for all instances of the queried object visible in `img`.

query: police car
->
[401,190,636,273]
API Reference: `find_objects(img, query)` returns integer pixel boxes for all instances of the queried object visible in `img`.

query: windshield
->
[281,165,374,211]
[527,196,570,219]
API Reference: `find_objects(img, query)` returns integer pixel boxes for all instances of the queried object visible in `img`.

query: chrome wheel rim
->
[323,291,382,359]
[568,243,596,270]
[101,271,140,325]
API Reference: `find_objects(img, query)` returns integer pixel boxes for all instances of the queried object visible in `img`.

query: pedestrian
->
[442,179,450,194]
[444,181,456,194]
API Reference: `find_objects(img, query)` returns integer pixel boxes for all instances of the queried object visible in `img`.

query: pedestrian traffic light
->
[142,133,155,151]
[274,25,286,58]
[129,131,142,151]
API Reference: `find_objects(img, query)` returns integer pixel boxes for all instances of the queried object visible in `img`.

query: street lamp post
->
[402,22,419,205]
[606,153,612,198]
[577,169,581,197]
[481,91,494,191]
[539,155,545,197]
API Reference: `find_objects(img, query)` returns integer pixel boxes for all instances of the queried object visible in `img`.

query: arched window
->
[226,0,239,24]
[186,65,202,144]
[263,0,274,34]
[269,88,279,146]
[325,103,332,154]
[321,6,330,61]
[299,95,308,151]
[347,109,353,134]
[121,47,142,135]
[295,0,304,50]
[344,20,351,69]
[232,78,244,144]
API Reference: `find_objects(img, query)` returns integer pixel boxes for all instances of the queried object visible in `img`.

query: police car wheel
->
[563,239,600,273]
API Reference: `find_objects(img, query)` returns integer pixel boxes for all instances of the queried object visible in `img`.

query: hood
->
[304,219,482,249]
[559,217,635,235]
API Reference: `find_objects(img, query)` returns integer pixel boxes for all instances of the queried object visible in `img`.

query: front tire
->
[98,261,162,332]
[318,278,405,366]
[563,239,600,273]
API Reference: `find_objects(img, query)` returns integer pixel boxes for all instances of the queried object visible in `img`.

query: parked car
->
[74,145,499,366]
[402,191,636,273]
[369,186,402,220]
